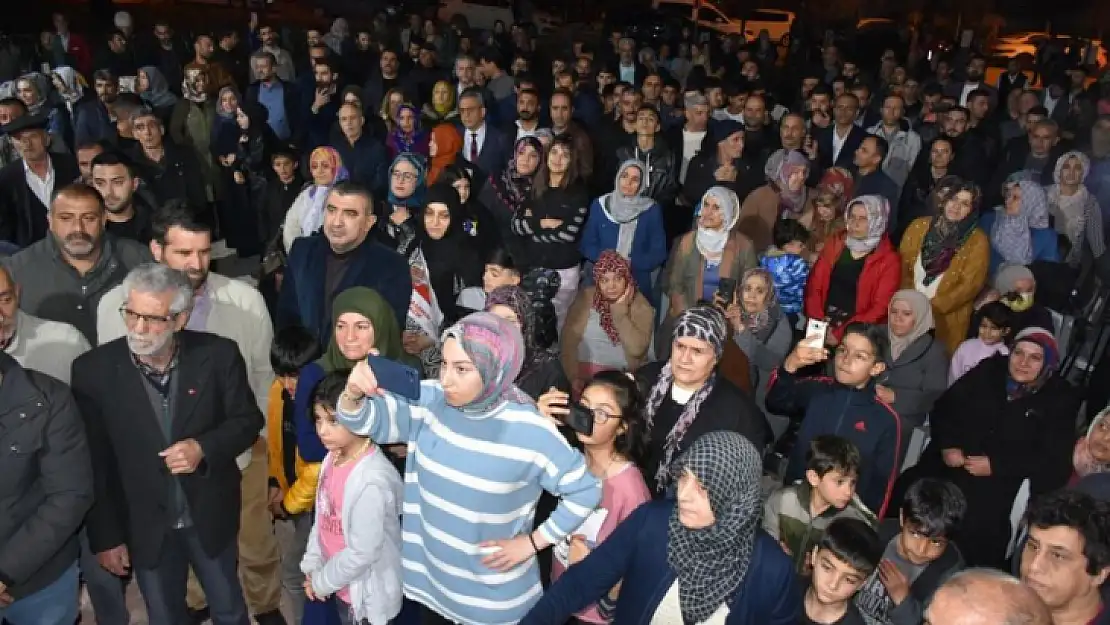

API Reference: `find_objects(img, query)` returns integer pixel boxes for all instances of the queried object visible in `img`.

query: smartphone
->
[804,318,828,349]
[716,277,738,305]
[366,354,421,401]
[565,403,595,437]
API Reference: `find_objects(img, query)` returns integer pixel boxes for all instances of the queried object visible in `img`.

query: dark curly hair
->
[1026,490,1110,576]
[581,370,648,464]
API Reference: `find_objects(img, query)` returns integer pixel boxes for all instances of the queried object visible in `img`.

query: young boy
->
[766,322,902,517]
[948,301,1012,385]
[265,325,321,618]
[760,218,811,328]
[261,147,304,248]
[802,518,883,625]
[853,478,966,625]
[764,435,877,574]
[301,372,404,625]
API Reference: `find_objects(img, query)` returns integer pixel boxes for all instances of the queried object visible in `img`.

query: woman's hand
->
[965,456,992,477]
[874,384,896,404]
[344,359,379,401]
[942,448,966,468]
[568,535,590,565]
[615,285,634,310]
[480,535,536,571]
[403,331,434,355]
[537,387,571,425]
[784,340,828,373]
[714,162,737,182]
[723,302,744,334]
[303,575,319,602]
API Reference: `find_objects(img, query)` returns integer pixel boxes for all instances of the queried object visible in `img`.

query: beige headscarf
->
[888,289,935,361]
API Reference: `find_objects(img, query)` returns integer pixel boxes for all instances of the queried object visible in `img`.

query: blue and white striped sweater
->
[337,381,602,625]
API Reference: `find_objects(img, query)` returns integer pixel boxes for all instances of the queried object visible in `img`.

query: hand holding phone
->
[716,277,738,306]
[565,404,595,436]
[804,318,828,348]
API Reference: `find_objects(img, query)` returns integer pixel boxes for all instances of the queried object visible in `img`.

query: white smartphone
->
[804,318,828,349]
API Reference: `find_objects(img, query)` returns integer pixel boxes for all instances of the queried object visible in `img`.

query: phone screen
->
[804,319,828,349]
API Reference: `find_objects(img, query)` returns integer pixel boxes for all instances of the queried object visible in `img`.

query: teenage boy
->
[767,322,903,517]
[1019,490,1110,625]
[764,435,876,573]
[803,518,883,625]
[854,478,966,625]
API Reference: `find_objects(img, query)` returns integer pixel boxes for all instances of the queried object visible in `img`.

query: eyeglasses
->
[580,403,622,424]
[391,171,417,182]
[120,306,178,327]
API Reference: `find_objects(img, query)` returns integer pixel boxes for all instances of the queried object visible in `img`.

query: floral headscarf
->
[182,64,208,103]
[1074,407,1110,478]
[493,136,542,213]
[738,267,782,343]
[1047,151,1101,264]
[441,312,534,413]
[301,147,349,237]
[485,285,558,379]
[991,180,1049,266]
[387,152,428,208]
[768,149,810,218]
[920,183,980,286]
[843,195,890,254]
[592,251,636,344]
[390,103,424,153]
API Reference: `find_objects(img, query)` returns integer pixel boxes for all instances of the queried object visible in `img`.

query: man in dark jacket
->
[614,105,678,208]
[246,51,300,145]
[73,70,122,147]
[0,114,81,248]
[0,352,92,624]
[125,107,208,214]
[854,135,902,230]
[276,181,412,347]
[332,103,388,197]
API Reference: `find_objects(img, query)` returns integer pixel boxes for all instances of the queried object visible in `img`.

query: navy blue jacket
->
[520,500,799,625]
[276,232,412,346]
[855,169,902,233]
[456,123,513,184]
[331,134,389,198]
[73,100,114,147]
[766,368,903,518]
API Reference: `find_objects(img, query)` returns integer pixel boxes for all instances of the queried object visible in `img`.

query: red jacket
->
[804,230,900,341]
[58,33,92,77]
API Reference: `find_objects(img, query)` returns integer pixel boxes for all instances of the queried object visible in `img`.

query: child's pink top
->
[317,451,363,603]
[948,338,1009,386]
[551,463,651,624]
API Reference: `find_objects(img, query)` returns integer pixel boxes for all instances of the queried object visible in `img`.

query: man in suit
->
[246,51,300,145]
[0,113,81,248]
[72,262,262,625]
[457,88,512,186]
[816,93,868,174]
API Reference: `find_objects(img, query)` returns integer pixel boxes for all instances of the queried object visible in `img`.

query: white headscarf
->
[695,186,739,261]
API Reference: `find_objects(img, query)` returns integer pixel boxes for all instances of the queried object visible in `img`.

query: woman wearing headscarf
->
[479,136,543,258]
[379,152,427,252]
[900,327,1079,567]
[282,146,349,252]
[980,178,1058,275]
[738,149,812,252]
[385,103,429,160]
[170,64,218,202]
[421,79,459,127]
[973,262,1055,337]
[561,251,655,389]
[283,287,409,620]
[663,186,757,328]
[636,305,770,498]
[486,285,570,399]
[336,312,602,625]
[519,431,799,625]
[900,179,991,355]
[877,289,948,432]
[211,96,275,259]
[799,167,853,259]
[49,66,86,115]
[137,65,177,124]
[1047,150,1106,268]
[580,160,668,302]
[805,195,901,345]
[14,72,72,152]
[426,122,462,186]
[1072,406,1110,485]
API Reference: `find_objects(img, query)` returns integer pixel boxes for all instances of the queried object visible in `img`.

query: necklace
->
[334,438,372,467]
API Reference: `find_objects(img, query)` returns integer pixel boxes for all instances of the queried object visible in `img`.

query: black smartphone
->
[717,277,738,305]
[565,403,594,436]
[365,354,421,401]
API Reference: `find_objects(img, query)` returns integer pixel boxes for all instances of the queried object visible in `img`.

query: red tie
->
[470,133,479,162]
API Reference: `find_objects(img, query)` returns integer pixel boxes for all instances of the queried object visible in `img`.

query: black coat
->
[0,353,92,599]
[816,124,868,172]
[0,153,81,248]
[681,151,763,207]
[126,141,208,215]
[73,331,264,568]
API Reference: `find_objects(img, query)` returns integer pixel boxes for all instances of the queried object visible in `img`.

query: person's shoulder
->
[74,337,128,370]
[7,239,50,271]
[110,235,153,266]
[751,530,795,577]
[180,329,240,357]
[26,312,87,345]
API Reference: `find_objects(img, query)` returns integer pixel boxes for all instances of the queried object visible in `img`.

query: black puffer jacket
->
[615,138,679,208]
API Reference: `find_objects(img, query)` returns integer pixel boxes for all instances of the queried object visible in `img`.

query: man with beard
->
[95,202,285,625]
[246,51,299,144]
[90,150,154,243]
[276,181,411,346]
[945,53,998,110]
[0,113,81,248]
[549,88,593,180]
[74,70,121,146]
[302,57,341,153]
[508,87,544,141]
[4,182,149,343]
[72,261,261,625]
[252,23,295,83]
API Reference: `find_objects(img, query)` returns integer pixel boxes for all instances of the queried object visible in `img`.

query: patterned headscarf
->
[667,431,762,623]
[485,285,558,379]
[991,180,1049,266]
[493,136,543,213]
[50,66,85,107]
[1007,327,1059,400]
[1048,151,1096,263]
[592,251,636,344]
[1074,407,1110,478]
[920,183,980,286]
[441,312,534,413]
[390,103,424,153]
[770,149,810,218]
[810,167,854,242]
[843,195,890,254]
[738,267,782,343]
[182,64,208,103]
[387,152,428,208]
[645,305,727,489]
[301,147,349,237]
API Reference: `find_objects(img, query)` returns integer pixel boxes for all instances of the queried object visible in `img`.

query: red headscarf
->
[592,251,636,343]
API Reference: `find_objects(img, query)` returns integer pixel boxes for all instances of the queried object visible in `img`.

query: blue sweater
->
[337,382,602,625]
[978,211,1060,277]
[519,500,799,625]
[579,198,668,303]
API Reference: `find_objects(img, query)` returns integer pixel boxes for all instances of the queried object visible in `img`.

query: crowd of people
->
[0,6,1109,625]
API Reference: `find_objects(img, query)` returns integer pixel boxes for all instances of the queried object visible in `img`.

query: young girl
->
[948,302,1013,385]
[301,372,404,625]
[545,370,652,624]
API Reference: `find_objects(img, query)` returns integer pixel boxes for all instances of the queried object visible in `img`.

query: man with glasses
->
[4,182,150,344]
[73,261,262,625]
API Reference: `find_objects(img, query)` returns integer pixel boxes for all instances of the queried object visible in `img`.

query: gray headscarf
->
[990,180,1049,265]
[667,431,762,623]
[602,160,656,258]
[644,305,727,489]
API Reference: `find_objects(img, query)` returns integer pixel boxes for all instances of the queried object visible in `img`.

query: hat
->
[710,119,745,145]
[1,113,49,136]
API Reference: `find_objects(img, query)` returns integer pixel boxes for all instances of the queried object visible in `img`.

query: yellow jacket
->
[266,381,320,515]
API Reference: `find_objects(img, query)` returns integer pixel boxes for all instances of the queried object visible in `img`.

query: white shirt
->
[1044,94,1060,117]
[515,120,542,141]
[24,159,55,209]
[832,126,850,163]
[619,63,636,84]
[463,123,487,162]
[680,129,707,183]
[959,82,981,107]
[650,581,730,624]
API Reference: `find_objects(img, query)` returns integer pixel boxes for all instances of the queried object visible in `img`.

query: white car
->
[740,8,795,45]
[653,0,746,39]
[438,0,562,34]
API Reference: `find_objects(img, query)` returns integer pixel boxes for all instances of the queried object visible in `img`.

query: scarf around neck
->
[602,160,656,258]
[301,147,348,237]
[1047,151,1093,263]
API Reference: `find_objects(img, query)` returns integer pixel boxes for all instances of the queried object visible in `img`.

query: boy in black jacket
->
[801,518,882,625]
[854,478,966,625]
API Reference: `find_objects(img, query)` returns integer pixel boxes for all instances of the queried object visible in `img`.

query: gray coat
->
[734,315,793,439]
[878,328,948,429]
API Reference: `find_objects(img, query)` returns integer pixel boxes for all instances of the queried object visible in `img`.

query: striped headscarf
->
[592,250,636,344]
[441,312,533,413]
